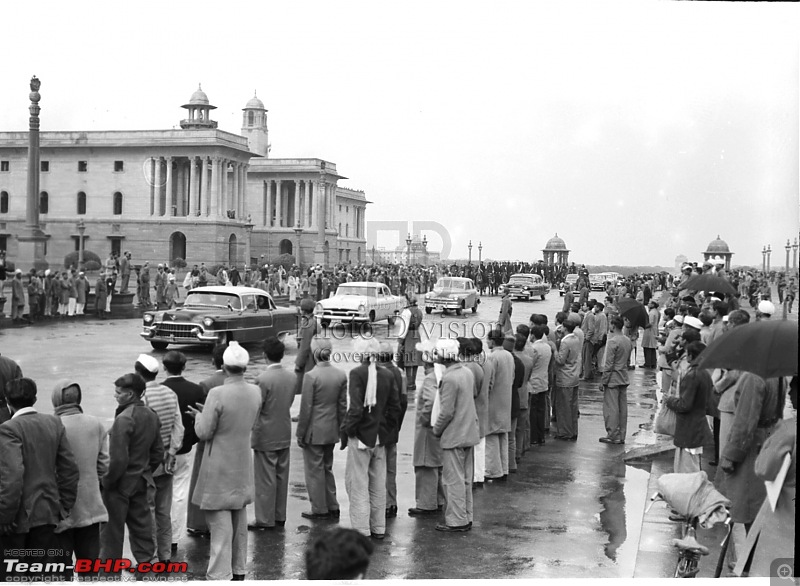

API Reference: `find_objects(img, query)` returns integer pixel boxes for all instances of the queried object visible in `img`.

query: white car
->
[316,281,406,326]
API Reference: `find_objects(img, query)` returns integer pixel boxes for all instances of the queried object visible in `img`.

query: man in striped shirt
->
[135,354,183,563]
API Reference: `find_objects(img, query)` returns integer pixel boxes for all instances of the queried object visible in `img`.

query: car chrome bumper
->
[318,313,369,323]
[140,325,217,344]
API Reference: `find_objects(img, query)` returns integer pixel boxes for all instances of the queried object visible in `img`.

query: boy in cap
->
[134,354,183,563]
[189,342,261,580]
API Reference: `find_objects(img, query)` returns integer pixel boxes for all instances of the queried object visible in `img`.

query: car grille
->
[154,322,197,338]
[323,309,360,317]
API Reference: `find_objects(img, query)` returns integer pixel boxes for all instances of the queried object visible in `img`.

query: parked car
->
[507,273,549,301]
[559,274,580,296]
[316,281,406,326]
[589,273,606,291]
[140,286,298,350]
[424,277,479,315]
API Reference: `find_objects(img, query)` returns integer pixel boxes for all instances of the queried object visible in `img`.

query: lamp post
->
[785,239,791,275]
[406,233,412,265]
[77,219,86,271]
[762,246,767,273]
[244,215,254,273]
[468,240,473,265]
[294,223,303,268]
[766,244,772,274]
[422,234,428,266]
[793,237,798,275]
[478,241,482,264]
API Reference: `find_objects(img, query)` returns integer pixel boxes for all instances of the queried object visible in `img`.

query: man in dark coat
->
[377,342,407,518]
[665,342,713,474]
[100,373,164,566]
[0,378,79,581]
[341,340,401,539]
[0,352,22,424]
[295,298,318,394]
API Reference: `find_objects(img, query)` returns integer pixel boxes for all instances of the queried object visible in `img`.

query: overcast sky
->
[1,1,797,267]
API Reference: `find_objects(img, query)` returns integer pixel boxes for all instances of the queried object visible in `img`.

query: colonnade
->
[148,156,248,220]
[261,177,338,230]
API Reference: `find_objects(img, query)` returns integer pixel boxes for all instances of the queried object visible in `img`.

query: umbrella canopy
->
[680,273,737,296]
[698,320,798,379]
[617,298,649,329]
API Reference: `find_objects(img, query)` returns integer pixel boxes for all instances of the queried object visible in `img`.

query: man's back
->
[0,412,79,532]
[342,364,401,448]
[104,403,163,496]
[162,377,205,455]
[296,363,347,445]
[253,365,297,451]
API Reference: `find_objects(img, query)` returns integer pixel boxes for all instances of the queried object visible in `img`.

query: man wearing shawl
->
[341,339,401,539]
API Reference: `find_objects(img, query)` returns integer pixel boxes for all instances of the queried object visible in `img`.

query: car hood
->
[428,289,464,297]
[321,295,366,308]
[154,308,210,323]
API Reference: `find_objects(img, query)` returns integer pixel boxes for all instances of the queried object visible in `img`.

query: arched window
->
[279,239,293,255]
[39,191,49,214]
[228,234,237,267]
[77,191,86,215]
[169,231,187,261]
[113,192,123,215]
[247,111,254,126]
[0,191,8,214]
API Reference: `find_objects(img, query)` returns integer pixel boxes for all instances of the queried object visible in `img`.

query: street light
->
[244,215,254,274]
[793,237,798,275]
[294,223,303,268]
[422,234,428,266]
[468,240,473,265]
[478,241,482,264]
[77,219,86,271]
[406,233,412,265]
[767,244,772,273]
[762,245,767,273]
[786,239,791,275]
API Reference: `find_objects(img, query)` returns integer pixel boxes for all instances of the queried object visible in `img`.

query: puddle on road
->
[598,462,650,573]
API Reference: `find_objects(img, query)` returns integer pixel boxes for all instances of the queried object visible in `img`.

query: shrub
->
[64,250,102,270]
[171,257,187,269]
[272,254,296,270]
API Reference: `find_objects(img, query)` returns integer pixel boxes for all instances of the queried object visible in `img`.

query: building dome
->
[544,233,567,250]
[244,93,265,110]
[705,235,730,253]
[187,84,209,105]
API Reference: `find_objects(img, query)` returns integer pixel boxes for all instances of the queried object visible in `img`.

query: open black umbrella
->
[617,298,649,329]
[698,320,798,379]
[680,273,737,296]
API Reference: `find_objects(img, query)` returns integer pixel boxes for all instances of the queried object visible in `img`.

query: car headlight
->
[358,304,366,314]
[314,303,324,316]
[143,314,154,324]
[202,317,215,328]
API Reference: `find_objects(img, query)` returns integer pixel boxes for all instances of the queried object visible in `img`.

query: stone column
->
[240,164,249,220]
[294,180,302,228]
[165,156,173,215]
[220,159,228,218]
[275,180,283,226]
[188,157,198,217]
[177,161,186,216]
[263,180,270,226]
[210,157,219,218]
[314,173,327,266]
[231,162,239,219]
[306,181,313,228]
[198,157,208,216]
[149,157,156,216]
[153,157,163,216]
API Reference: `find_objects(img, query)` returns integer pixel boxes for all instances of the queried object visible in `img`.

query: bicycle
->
[646,471,733,578]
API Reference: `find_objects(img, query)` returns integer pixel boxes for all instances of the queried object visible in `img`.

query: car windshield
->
[510,275,536,284]
[184,292,242,310]
[435,279,467,290]
[336,285,377,298]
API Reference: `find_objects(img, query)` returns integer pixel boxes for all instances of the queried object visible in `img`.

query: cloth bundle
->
[657,471,730,528]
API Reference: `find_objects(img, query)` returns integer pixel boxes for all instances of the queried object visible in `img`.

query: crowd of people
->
[0,252,796,579]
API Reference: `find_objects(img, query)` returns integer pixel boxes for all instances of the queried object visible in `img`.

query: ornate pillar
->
[231,162,239,219]
[153,157,163,216]
[165,156,173,216]
[149,157,156,216]
[294,180,302,227]
[275,180,283,226]
[220,160,228,218]
[314,173,327,266]
[307,180,313,228]
[200,157,210,216]
[188,156,198,217]
[240,164,248,220]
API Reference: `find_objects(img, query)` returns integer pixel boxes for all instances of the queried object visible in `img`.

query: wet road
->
[1,290,674,579]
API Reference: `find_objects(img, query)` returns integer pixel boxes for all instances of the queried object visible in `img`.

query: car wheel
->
[456,302,463,316]
[150,341,168,350]
[425,307,432,314]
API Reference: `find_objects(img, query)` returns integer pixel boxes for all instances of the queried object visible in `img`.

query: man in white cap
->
[756,300,775,321]
[10,269,26,323]
[432,338,479,532]
[341,339,401,540]
[188,342,261,580]
[134,354,183,564]
[295,336,347,521]
[683,315,704,333]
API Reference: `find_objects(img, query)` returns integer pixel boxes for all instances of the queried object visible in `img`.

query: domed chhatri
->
[245,92,266,111]
[705,235,731,253]
[180,84,217,129]
[702,235,734,270]
[542,233,570,265]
